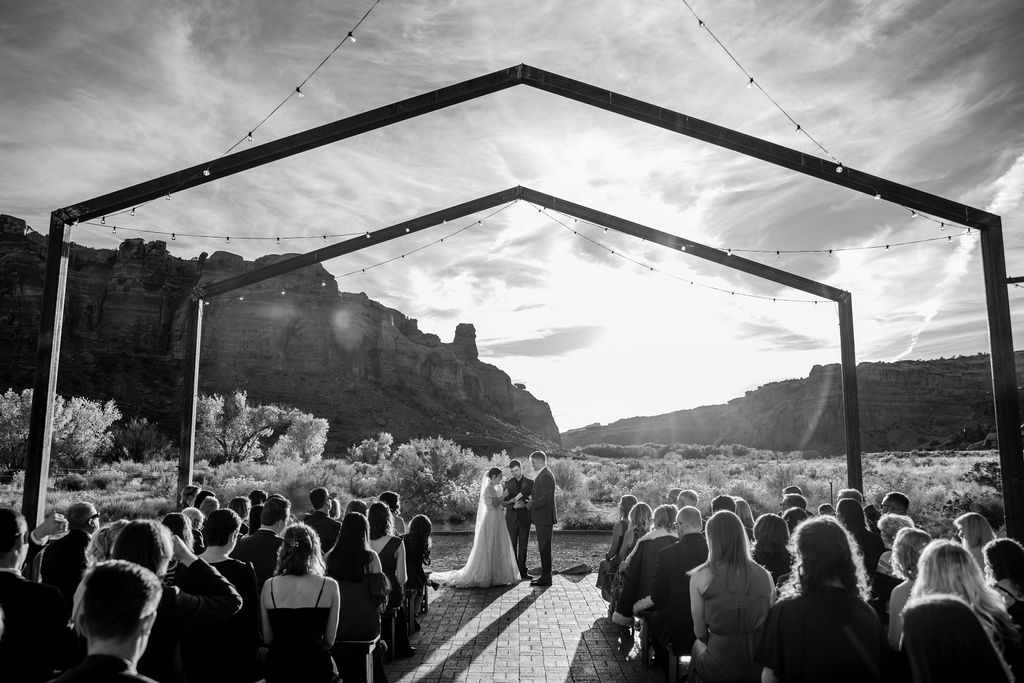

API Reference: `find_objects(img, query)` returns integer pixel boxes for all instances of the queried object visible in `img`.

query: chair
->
[381,606,399,663]
[637,608,656,668]
[332,635,380,682]
[667,647,690,683]
[403,587,418,635]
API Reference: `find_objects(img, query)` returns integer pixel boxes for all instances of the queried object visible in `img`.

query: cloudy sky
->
[2,0,1023,432]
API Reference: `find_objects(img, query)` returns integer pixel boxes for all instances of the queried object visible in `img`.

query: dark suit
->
[49,654,157,682]
[504,476,534,575]
[231,528,283,590]
[40,528,91,608]
[304,510,342,552]
[531,467,557,577]
[0,569,75,682]
[651,532,709,654]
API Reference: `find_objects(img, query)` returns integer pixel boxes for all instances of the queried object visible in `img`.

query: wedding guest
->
[837,498,884,574]
[161,512,195,582]
[328,495,341,520]
[667,488,684,507]
[233,496,290,590]
[610,502,653,614]
[41,501,100,608]
[781,493,807,511]
[887,527,931,651]
[229,496,251,536]
[651,506,708,665]
[112,520,242,683]
[863,504,882,536]
[956,511,997,570]
[677,490,698,509]
[179,485,200,511]
[260,524,339,683]
[710,495,736,514]
[752,513,791,585]
[0,506,74,683]
[368,501,412,658]
[86,520,129,566]
[598,495,637,599]
[326,513,387,682]
[193,490,215,510]
[403,514,433,626]
[51,560,163,683]
[817,503,836,517]
[872,514,915,623]
[836,488,864,504]
[181,507,206,554]
[304,487,341,552]
[379,492,407,535]
[782,485,802,496]
[613,504,678,624]
[781,507,809,534]
[985,538,1024,626]
[345,500,369,516]
[881,491,910,516]
[197,496,219,521]
[690,510,775,683]
[902,595,1012,683]
[758,516,884,683]
[733,498,755,540]
[181,509,260,683]
[247,490,268,537]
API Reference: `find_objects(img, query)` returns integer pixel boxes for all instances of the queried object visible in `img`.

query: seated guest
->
[326,513,387,682]
[666,488,684,507]
[180,510,260,683]
[345,499,369,516]
[233,496,290,590]
[903,595,1012,683]
[228,496,251,536]
[247,490,268,537]
[0,507,74,683]
[180,507,206,554]
[650,507,708,663]
[304,487,342,552]
[781,493,807,512]
[379,491,407,535]
[51,560,163,683]
[41,501,100,608]
[758,516,884,683]
[368,501,412,658]
[197,496,219,520]
[690,510,775,683]
[956,511,996,571]
[676,490,698,509]
[752,513,791,585]
[837,498,884,575]
[781,485,802,496]
[733,498,755,540]
[113,520,243,683]
[872,514,915,622]
[598,495,637,599]
[613,504,678,624]
[179,485,200,511]
[781,507,809,534]
[881,491,910,516]
[403,514,434,624]
[610,502,653,614]
[260,524,340,683]
[817,503,836,517]
[986,538,1024,624]
[887,527,931,651]
[836,488,864,504]
[862,504,882,535]
[710,495,736,514]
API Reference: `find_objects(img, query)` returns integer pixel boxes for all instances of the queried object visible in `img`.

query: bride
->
[432,467,522,587]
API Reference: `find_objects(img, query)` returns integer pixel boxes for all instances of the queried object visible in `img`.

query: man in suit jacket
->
[303,487,341,552]
[231,496,289,590]
[651,506,708,658]
[501,459,534,580]
[528,451,557,586]
[0,506,75,683]
[41,501,99,608]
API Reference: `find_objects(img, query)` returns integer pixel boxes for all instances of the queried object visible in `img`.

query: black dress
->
[332,551,387,683]
[753,548,792,586]
[375,536,411,655]
[402,534,429,591]
[265,577,334,683]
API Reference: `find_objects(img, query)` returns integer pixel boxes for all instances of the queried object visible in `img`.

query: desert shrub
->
[549,458,584,494]
[559,492,615,530]
[965,461,1002,491]
[376,437,483,523]
[346,432,394,464]
[111,418,171,462]
[55,473,88,491]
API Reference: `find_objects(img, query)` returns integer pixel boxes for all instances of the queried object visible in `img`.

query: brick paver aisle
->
[388,575,661,683]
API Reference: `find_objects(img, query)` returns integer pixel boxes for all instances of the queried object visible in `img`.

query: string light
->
[347,31,356,43]
[246,132,254,142]
[130,208,135,216]
[171,233,176,240]
[280,290,286,295]
[100,216,106,225]
[78,220,364,243]
[747,77,754,89]
[296,87,304,98]
[202,168,211,177]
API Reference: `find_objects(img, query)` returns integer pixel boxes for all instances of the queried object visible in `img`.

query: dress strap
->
[314,577,326,608]
[269,577,277,608]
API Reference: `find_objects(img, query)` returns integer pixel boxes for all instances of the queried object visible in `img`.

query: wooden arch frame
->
[26,64,1019,535]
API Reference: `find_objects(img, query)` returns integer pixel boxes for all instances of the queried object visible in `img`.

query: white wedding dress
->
[432,477,521,588]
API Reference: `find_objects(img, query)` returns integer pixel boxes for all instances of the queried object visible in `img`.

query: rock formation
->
[0,216,560,457]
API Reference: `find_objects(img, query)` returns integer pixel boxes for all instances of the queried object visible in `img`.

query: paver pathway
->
[388,575,662,683]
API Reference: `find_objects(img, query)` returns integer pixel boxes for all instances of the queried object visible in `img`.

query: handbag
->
[367,569,392,615]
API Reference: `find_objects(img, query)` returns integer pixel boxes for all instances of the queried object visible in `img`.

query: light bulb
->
[247,132,254,142]
[321,281,326,287]
[171,233,176,240]
[680,245,686,251]
[874,193,881,200]
[828,249,833,257]
[165,194,171,200]
[238,296,244,301]
[101,216,106,224]
[747,77,754,89]
[939,222,945,231]
[296,87,304,98]
[347,31,356,42]
[836,165,844,173]
[404,227,410,233]
[776,250,781,259]
[203,168,211,177]
[911,211,918,219]
[226,236,230,243]
[130,207,135,216]
[795,124,802,134]
[365,232,371,239]
[280,290,286,295]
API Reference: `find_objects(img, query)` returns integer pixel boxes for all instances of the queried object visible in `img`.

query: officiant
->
[502,460,534,580]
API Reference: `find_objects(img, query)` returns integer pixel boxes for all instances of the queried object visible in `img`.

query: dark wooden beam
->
[980,221,1024,539]
[1006,276,1024,285]
[177,298,203,506]
[22,214,71,529]
[837,294,863,491]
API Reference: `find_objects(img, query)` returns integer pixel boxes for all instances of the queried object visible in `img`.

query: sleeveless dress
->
[692,564,773,683]
[265,577,334,683]
[432,483,520,587]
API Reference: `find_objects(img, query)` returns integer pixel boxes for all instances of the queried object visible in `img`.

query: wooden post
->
[23,214,72,529]
[177,298,203,505]
[837,295,863,491]
[980,222,1024,539]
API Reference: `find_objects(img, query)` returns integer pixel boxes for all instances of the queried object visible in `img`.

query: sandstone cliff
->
[0,215,560,456]
[562,354,1024,453]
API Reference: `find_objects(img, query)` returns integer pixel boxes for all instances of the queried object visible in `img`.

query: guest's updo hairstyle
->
[327,512,372,582]
[368,501,394,541]
[204,509,242,547]
[780,515,869,600]
[487,467,503,481]
[161,512,194,550]
[113,519,174,576]
[276,523,324,577]
[652,504,677,530]
[86,519,129,566]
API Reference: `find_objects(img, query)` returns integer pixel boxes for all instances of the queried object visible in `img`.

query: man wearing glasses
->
[41,502,100,608]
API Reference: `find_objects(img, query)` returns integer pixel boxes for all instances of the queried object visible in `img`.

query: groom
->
[501,459,534,580]
[528,450,556,586]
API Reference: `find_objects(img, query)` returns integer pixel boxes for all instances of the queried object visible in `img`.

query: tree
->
[111,417,171,462]
[266,411,330,463]
[346,432,394,464]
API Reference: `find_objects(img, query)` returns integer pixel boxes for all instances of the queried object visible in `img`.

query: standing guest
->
[752,513,792,585]
[180,509,260,683]
[193,490,215,510]
[689,511,775,683]
[781,493,807,512]
[985,538,1024,625]
[677,490,699,509]
[887,527,931,651]
[233,496,290,590]
[862,504,882,536]
[260,524,340,683]
[613,504,679,624]
[956,511,997,571]
[0,507,74,683]
[403,514,434,627]
[758,516,884,683]
[179,485,200,511]
[650,506,708,665]
[345,499,369,516]
[50,560,163,683]
[368,501,412,658]
[836,488,864,504]
[733,498,755,540]
[817,503,836,517]
[326,513,387,683]
[41,501,100,608]
[781,507,810,534]
[197,496,219,520]
[881,491,910,516]
[598,495,637,598]
[85,520,129,567]
[837,498,884,575]
[379,492,407,535]
[781,485,802,496]
[710,495,736,514]
[112,520,242,683]
[872,514,915,622]
[667,488,684,507]
[501,460,534,581]
[328,494,341,520]
[228,496,251,536]
[304,487,342,552]
[247,490,268,537]
[902,595,1012,683]
[161,512,195,583]
[181,507,206,554]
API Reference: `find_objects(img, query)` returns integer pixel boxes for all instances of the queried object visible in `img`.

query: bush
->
[346,432,394,464]
[549,458,584,494]
[376,437,484,522]
[111,418,171,462]
[55,473,88,491]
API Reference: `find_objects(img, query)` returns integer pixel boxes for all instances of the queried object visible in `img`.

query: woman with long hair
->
[368,501,413,658]
[986,538,1024,620]
[689,510,775,683]
[609,502,654,617]
[836,498,884,574]
[751,513,791,585]
[598,495,638,602]
[758,516,884,683]
[612,504,679,624]
[733,498,755,540]
[956,512,996,570]
[871,513,915,626]
[903,595,1012,683]
[403,514,433,628]
[260,523,339,683]
[887,527,931,651]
